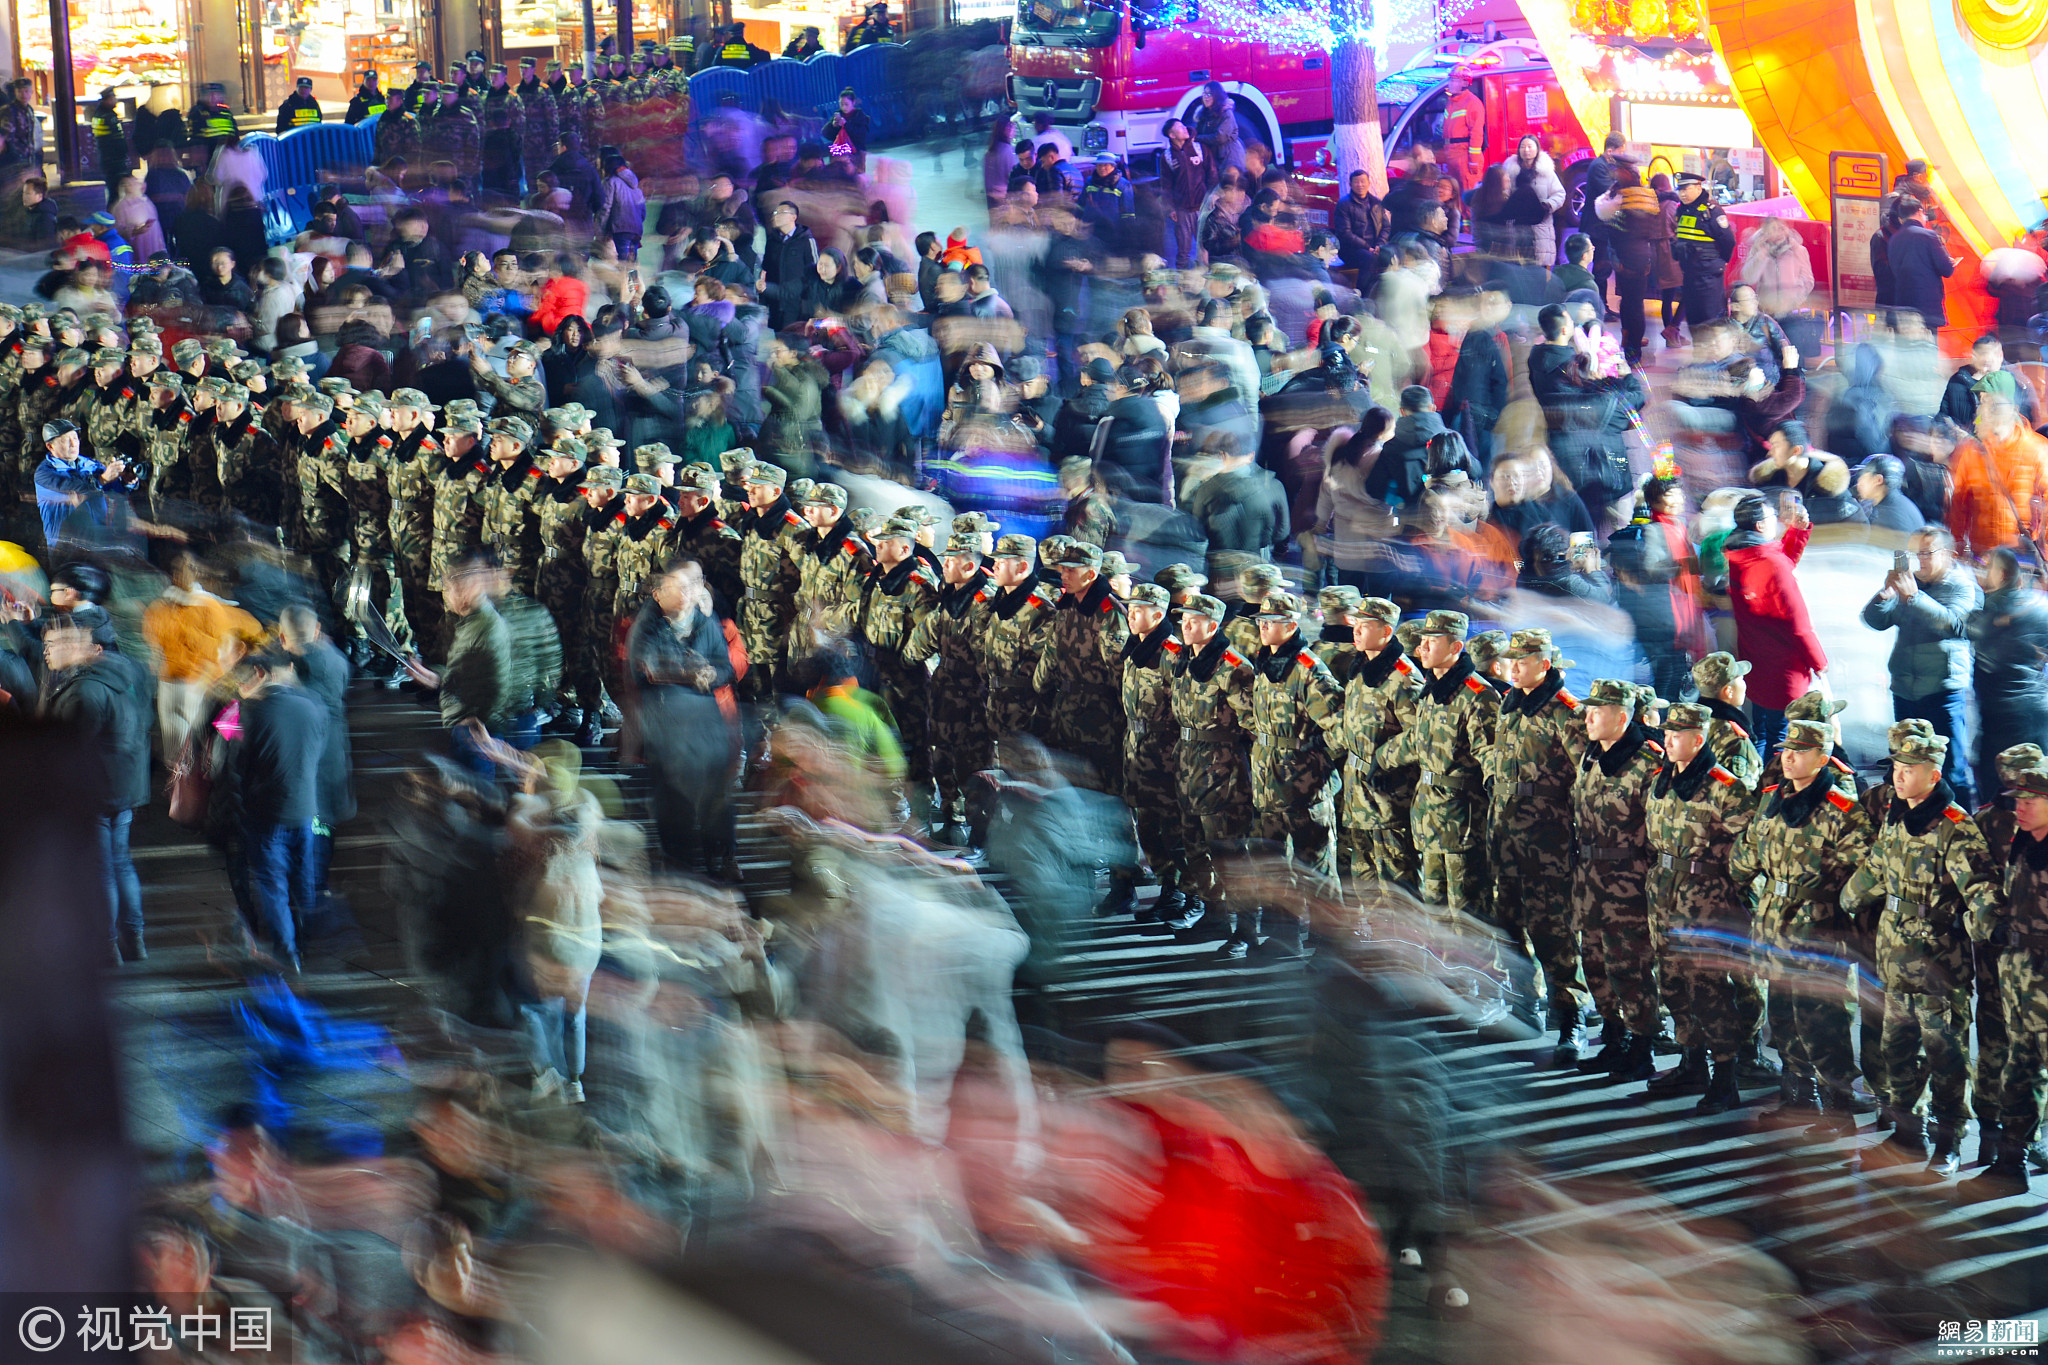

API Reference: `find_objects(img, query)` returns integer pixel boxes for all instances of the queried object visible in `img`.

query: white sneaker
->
[565,1080,585,1104]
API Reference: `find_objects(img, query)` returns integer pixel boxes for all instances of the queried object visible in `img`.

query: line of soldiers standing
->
[370,42,692,194]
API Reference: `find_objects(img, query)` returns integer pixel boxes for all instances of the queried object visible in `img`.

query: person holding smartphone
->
[1863,525,1982,806]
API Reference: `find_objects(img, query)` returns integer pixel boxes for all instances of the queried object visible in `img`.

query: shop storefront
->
[14,0,191,101]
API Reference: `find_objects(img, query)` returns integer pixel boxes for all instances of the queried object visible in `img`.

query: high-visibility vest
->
[91,113,121,139]
[200,110,236,140]
[360,98,387,117]
[288,102,321,128]
[720,42,751,61]
[1673,201,1717,244]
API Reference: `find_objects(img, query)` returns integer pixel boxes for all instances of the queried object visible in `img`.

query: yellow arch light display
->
[1704,0,2048,256]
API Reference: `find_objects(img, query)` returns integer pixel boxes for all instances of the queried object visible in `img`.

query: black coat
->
[627,601,735,790]
[1362,410,1445,506]
[760,224,820,330]
[290,638,356,825]
[237,681,327,826]
[1887,222,1954,328]
[1098,394,1170,502]
[1187,461,1289,560]
[41,651,151,813]
[1970,585,2048,721]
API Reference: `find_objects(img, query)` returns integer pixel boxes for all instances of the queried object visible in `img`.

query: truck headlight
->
[1083,123,1108,150]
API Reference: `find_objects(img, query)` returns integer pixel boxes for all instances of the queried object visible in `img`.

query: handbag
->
[167,730,212,829]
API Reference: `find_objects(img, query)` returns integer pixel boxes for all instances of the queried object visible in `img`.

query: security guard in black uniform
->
[784,25,825,57]
[1672,170,1735,327]
[710,25,767,68]
[189,83,238,154]
[846,2,898,48]
[345,66,386,125]
[276,75,323,134]
[90,88,132,187]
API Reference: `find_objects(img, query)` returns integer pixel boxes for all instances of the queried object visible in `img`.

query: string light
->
[1170,0,1476,62]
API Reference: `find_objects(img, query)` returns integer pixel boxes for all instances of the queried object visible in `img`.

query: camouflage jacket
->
[1033,575,1130,731]
[793,514,873,643]
[475,453,545,578]
[141,400,196,515]
[77,381,131,465]
[1120,626,1182,762]
[1312,625,1357,679]
[1979,801,2019,880]
[669,505,744,609]
[1701,698,1763,791]
[429,442,490,590]
[1375,655,1501,849]
[1569,725,1665,895]
[387,428,441,571]
[582,504,628,604]
[859,556,940,656]
[472,367,546,420]
[19,369,68,452]
[213,414,279,525]
[1489,671,1587,838]
[495,589,561,713]
[534,478,590,577]
[977,580,1057,697]
[344,431,396,553]
[735,498,808,638]
[612,506,675,617]
[1245,629,1343,790]
[904,573,993,701]
[1644,750,1754,923]
[1843,786,1996,990]
[1991,828,2048,950]
[1730,776,1873,941]
[1329,642,1424,830]
[296,422,349,553]
[1169,631,1256,817]
[1760,742,1859,797]
[516,81,558,170]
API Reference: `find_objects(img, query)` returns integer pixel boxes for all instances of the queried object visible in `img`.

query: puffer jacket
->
[1860,565,1979,699]
[1493,150,1565,264]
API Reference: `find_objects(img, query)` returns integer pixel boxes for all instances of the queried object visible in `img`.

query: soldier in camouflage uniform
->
[1467,629,1512,697]
[336,393,409,662]
[1569,678,1666,1082]
[516,58,558,187]
[1959,760,2048,1197]
[1221,560,1283,656]
[1034,539,1130,798]
[663,459,744,609]
[473,414,546,595]
[1965,742,2044,1168]
[427,83,482,189]
[211,383,279,529]
[1694,652,1763,790]
[904,534,995,843]
[1116,582,1193,928]
[1490,627,1591,1057]
[578,465,631,723]
[428,410,489,594]
[792,483,873,653]
[293,392,350,590]
[1232,590,1344,958]
[1167,593,1257,939]
[978,533,1058,742]
[531,437,593,735]
[13,334,57,486]
[138,371,196,519]
[610,472,675,623]
[1732,718,1876,1131]
[471,339,547,421]
[1643,701,1759,1115]
[75,348,130,467]
[384,390,445,651]
[1328,595,1422,889]
[1842,728,1999,1176]
[733,461,808,700]
[1376,610,1501,921]
[859,515,942,821]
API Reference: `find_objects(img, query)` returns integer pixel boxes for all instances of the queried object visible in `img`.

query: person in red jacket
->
[1721,488,1826,760]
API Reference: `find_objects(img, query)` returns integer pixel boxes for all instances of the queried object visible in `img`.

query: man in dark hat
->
[91,87,133,187]
[1671,170,1734,328]
[345,65,386,124]
[190,82,238,153]
[276,75,323,133]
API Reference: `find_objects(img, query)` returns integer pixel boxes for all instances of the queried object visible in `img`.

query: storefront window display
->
[16,0,189,98]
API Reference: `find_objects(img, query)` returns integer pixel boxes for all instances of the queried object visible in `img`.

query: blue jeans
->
[1750,706,1787,767]
[1894,689,1976,807]
[99,809,143,946]
[243,820,316,960]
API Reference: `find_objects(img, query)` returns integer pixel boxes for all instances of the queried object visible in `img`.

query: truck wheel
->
[1561,161,1591,241]
[1237,109,1273,162]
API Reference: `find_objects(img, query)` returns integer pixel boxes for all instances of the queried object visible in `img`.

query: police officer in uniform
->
[1672,171,1735,328]
[189,83,237,155]
[345,66,386,124]
[276,75,323,134]
[91,88,132,188]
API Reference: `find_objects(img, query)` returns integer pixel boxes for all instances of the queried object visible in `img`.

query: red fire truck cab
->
[1008,0,1335,165]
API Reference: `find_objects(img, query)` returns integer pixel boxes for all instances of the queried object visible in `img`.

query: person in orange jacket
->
[938,226,982,269]
[1441,77,1486,190]
[1949,394,2048,559]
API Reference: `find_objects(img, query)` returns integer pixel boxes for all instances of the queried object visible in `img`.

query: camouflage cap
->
[1257,590,1305,620]
[1182,592,1229,622]
[1466,629,1507,668]
[1418,609,1470,638]
[584,430,622,451]
[1041,534,1075,561]
[1352,596,1401,628]
[124,314,157,334]
[1394,620,1424,653]
[439,399,480,420]
[849,507,882,536]
[2011,764,2048,800]
[489,415,534,445]
[1781,719,1833,752]
[228,360,265,383]
[389,387,430,409]
[1892,730,1949,767]
[873,515,921,542]
[1155,563,1207,593]
[1099,550,1137,577]
[317,376,354,396]
[170,337,205,363]
[942,533,982,556]
[194,375,228,396]
[993,533,1037,560]
[90,348,124,367]
[1999,743,2047,785]
[202,337,239,360]
[0,303,19,324]
[277,384,316,406]
[1585,678,1635,708]
[1663,701,1712,732]
[634,441,677,471]
[1887,718,1936,750]
[1056,540,1102,569]
[582,465,626,491]
[743,461,787,489]
[1239,562,1285,596]
[952,510,998,537]
[547,438,589,466]
[894,503,943,529]
[269,355,308,380]
[295,389,331,415]
[148,371,185,393]
[789,478,816,503]
[443,412,484,435]
[1785,689,1849,722]
[674,464,720,496]
[502,339,539,359]
[221,383,249,405]
[623,473,663,497]
[717,447,752,476]
[16,304,43,323]
[1318,584,1363,617]
[1692,651,1752,693]
[804,481,849,511]
[54,347,88,368]
[1126,582,1171,609]
[127,336,162,357]
[1505,627,1555,659]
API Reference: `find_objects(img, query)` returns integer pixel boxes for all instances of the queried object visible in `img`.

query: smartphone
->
[1894,550,1911,573]
[1569,532,1594,554]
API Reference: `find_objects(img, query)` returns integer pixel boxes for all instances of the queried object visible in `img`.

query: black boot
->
[1696,1058,1742,1115]
[2029,1139,2048,1172]
[1576,1018,1626,1073]
[1098,874,1137,918]
[1925,1121,1963,1179]
[1158,893,1205,933]
[1613,1033,1658,1083]
[1958,1136,2033,1201]
[1807,1084,1860,1138]
[571,714,603,748]
[1249,912,1309,961]
[1975,1118,2002,1168]
[1177,899,1232,943]
[1546,1016,1582,1070]
[1853,1111,1929,1173]
[1735,1039,1782,1086]
[1754,1073,1819,1128]
[1646,1046,1710,1097]
[1141,885,1183,925]
[1216,907,1258,960]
